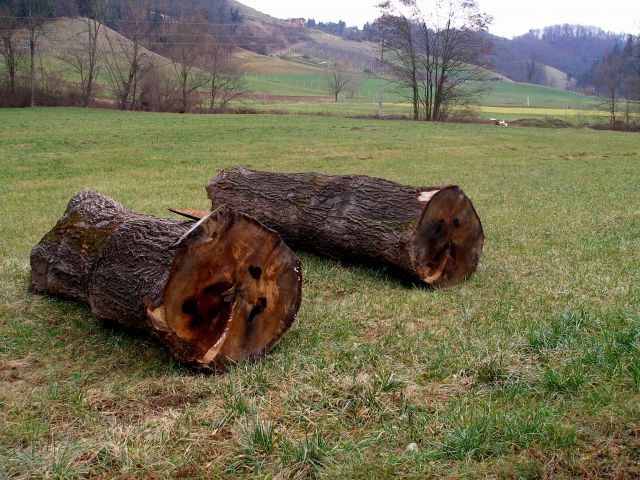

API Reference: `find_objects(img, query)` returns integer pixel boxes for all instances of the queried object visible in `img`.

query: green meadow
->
[0,108,638,478]
[243,71,600,109]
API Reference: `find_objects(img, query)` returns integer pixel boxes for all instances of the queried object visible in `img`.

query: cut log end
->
[413,187,484,287]
[150,207,302,371]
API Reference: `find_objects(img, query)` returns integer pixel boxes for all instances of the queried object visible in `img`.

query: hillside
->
[16,17,597,114]
[40,18,167,64]
[0,0,607,116]
[489,25,626,88]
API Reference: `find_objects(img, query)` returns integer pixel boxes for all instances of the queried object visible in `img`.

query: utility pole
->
[377,36,384,117]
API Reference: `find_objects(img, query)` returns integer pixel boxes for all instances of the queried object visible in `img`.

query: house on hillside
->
[286,18,306,27]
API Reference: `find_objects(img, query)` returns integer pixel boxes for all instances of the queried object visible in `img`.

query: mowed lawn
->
[0,108,639,479]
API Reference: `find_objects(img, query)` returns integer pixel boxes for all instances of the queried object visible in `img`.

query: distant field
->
[474,81,600,109]
[1,108,638,478]
[242,70,601,110]
[241,99,606,125]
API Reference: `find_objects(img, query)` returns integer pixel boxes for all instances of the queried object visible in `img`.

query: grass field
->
[242,71,601,110]
[1,108,639,478]
[241,99,608,126]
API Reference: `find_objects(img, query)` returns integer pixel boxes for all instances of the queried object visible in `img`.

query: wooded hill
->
[489,25,628,90]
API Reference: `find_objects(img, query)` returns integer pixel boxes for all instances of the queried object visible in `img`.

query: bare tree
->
[165,12,210,113]
[59,0,109,107]
[0,1,21,105]
[204,39,245,111]
[376,11,420,118]
[630,35,640,102]
[103,0,152,109]
[345,73,360,99]
[139,64,180,112]
[633,34,640,87]
[378,0,492,121]
[592,52,624,128]
[621,34,640,130]
[376,33,386,116]
[526,54,546,85]
[325,61,351,102]
[21,0,50,106]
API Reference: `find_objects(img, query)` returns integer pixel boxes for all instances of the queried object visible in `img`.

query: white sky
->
[240,0,640,38]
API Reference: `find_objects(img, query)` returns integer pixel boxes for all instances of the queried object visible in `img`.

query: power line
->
[144,42,257,46]
[0,16,284,27]
[0,29,282,38]
[105,33,275,38]
[36,41,248,47]
[36,42,257,49]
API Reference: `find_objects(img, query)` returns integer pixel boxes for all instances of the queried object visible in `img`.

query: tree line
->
[306,19,380,43]
[490,25,627,89]
[0,0,247,111]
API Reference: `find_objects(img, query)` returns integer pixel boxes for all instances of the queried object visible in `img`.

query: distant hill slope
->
[40,18,167,63]
[542,65,574,90]
[490,25,626,88]
[224,0,287,24]
[165,0,385,70]
[159,0,309,54]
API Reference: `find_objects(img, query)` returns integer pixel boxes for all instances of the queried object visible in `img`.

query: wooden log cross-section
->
[29,191,302,371]
[189,168,483,287]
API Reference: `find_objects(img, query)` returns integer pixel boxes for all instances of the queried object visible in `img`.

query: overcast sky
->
[241,0,639,38]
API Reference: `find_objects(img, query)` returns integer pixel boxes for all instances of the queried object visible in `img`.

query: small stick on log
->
[29,191,302,371]
[191,168,483,287]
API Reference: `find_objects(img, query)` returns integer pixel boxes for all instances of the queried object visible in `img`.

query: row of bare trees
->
[160,9,243,113]
[0,0,246,111]
[60,0,107,107]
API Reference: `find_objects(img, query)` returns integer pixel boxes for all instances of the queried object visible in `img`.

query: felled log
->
[196,168,484,287]
[29,191,302,371]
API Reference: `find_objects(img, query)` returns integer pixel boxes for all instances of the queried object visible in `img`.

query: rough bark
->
[29,191,302,371]
[201,168,484,287]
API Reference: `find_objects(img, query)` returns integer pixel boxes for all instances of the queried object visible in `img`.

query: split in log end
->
[151,207,301,371]
[168,208,208,221]
[413,186,484,287]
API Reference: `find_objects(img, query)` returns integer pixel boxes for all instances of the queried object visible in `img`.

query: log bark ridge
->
[29,191,302,371]
[204,168,484,287]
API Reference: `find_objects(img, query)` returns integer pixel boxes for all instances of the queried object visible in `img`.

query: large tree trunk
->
[199,168,484,287]
[29,191,302,371]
